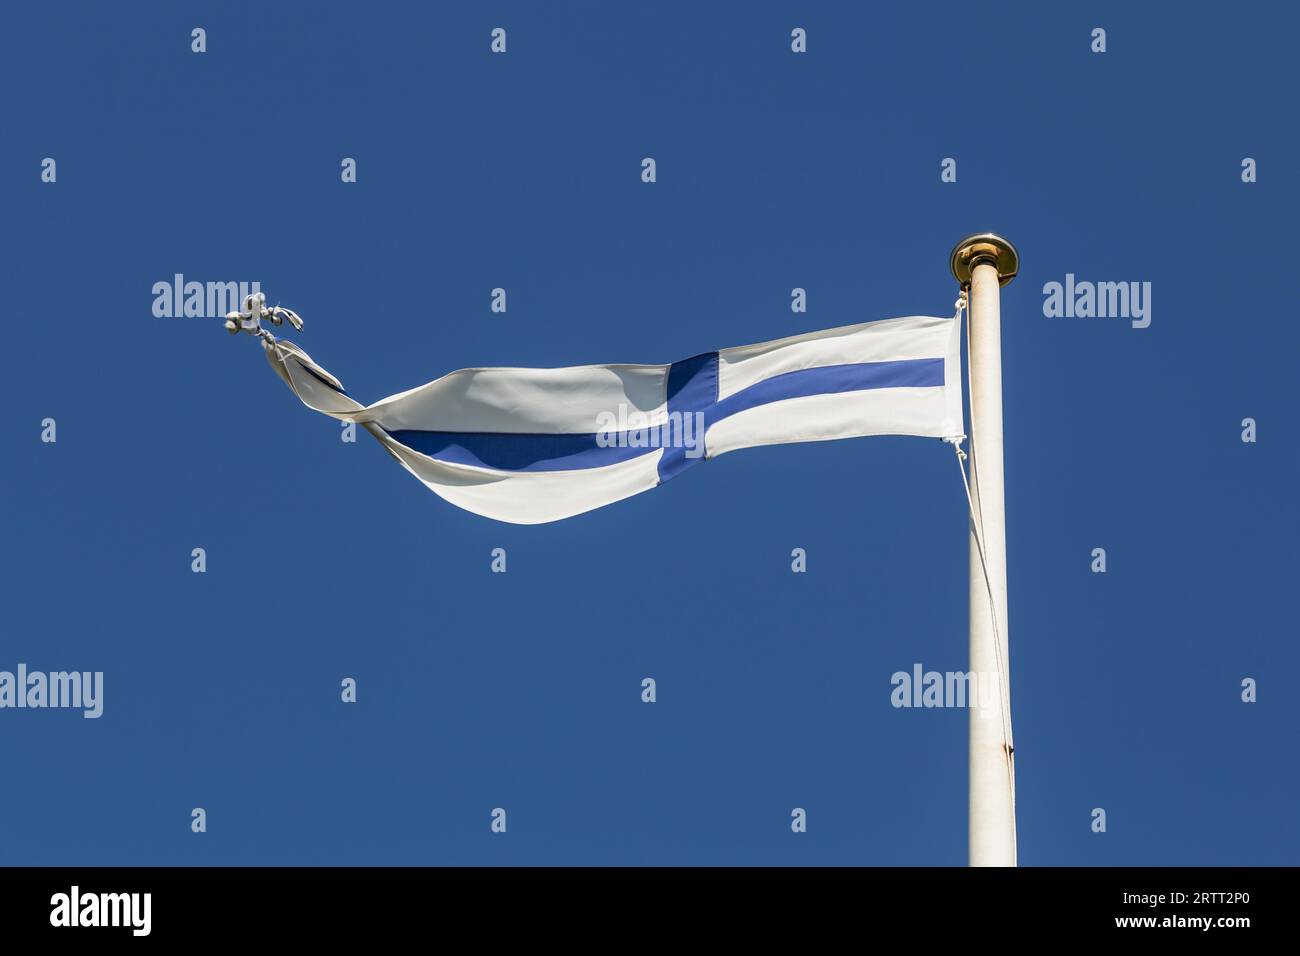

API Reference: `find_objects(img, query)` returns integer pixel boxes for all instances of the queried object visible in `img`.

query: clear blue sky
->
[2,1,1296,865]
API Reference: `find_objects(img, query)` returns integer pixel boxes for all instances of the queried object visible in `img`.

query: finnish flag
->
[261,312,963,524]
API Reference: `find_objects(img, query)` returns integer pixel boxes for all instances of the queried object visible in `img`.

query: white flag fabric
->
[262,313,963,524]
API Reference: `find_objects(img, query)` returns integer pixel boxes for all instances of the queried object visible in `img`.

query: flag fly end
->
[223,291,304,338]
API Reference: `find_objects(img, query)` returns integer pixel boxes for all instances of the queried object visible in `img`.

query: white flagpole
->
[950,234,1019,867]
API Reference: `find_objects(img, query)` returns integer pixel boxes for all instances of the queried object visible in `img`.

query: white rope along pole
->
[950,234,1019,867]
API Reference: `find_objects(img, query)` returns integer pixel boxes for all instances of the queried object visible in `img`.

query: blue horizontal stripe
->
[386,357,944,474]
[706,357,943,428]
[386,430,650,472]
[299,363,348,395]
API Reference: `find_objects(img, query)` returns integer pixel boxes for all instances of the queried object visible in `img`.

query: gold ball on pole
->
[949,233,1020,287]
